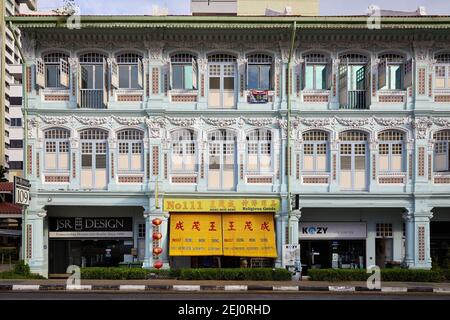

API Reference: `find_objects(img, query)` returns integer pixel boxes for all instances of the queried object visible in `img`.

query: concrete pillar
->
[143,210,170,269]
[26,209,47,278]
[412,209,433,269]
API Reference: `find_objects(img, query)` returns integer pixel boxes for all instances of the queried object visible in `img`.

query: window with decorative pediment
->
[44,128,70,171]
[171,129,197,173]
[302,130,329,172]
[378,130,405,173]
[434,130,450,172]
[117,129,144,173]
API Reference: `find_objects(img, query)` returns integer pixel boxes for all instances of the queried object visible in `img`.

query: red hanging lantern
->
[153,261,163,269]
[152,232,162,240]
[153,247,163,255]
[152,218,162,226]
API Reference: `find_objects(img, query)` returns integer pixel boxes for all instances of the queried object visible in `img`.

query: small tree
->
[0,165,9,182]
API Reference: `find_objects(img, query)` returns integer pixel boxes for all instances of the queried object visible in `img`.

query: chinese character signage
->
[222,214,277,258]
[169,214,223,256]
[164,198,280,213]
[169,213,277,258]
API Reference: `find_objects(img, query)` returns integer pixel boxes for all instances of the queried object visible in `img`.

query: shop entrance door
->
[376,238,393,268]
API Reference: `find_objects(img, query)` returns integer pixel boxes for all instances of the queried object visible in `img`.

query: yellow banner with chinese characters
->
[222,214,277,258]
[164,198,280,213]
[169,214,223,256]
[169,213,277,258]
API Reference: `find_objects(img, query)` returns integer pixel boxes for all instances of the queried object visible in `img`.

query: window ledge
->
[378,90,406,95]
[301,89,330,95]
[42,88,70,94]
[116,89,144,95]
[169,89,198,95]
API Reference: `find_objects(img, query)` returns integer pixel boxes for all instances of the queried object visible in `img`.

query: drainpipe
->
[286,21,297,231]
[9,21,27,264]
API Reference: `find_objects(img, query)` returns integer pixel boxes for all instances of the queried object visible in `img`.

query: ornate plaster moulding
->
[334,117,371,127]
[38,115,71,125]
[431,117,450,128]
[412,117,433,139]
[74,116,109,126]
[165,117,197,127]
[112,115,145,126]
[373,116,411,127]
[201,117,238,128]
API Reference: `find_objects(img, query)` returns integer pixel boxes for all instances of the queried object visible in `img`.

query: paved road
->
[0,291,449,300]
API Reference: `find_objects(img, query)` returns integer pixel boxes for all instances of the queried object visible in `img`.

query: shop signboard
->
[13,176,31,206]
[283,244,300,267]
[49,217,133,238]
[298,222,367,240]
[169,213,277,258]
[164,198,280,213]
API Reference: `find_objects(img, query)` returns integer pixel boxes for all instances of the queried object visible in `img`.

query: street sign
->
[283,244,300,267]
[13,176,31,206]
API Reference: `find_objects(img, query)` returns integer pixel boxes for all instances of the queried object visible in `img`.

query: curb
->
[0,284,446,293]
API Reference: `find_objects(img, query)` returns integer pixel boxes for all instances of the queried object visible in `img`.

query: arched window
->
[208,54,237,109]
[434,130,450,172]
[170,53,198,90]
[246,53,273,90]
[303,53,330,90]
[435,53,450,89]
[171,129,197,173]
[42,52,69,88]
[116,52,143,89]
[302,130,329,172]
[378,53,406,90]
[378,130,405,172]
[78,52,106,93]
[208,129,236,190]
[117,129,144,172]
[208,53,237,63]
[339,130,368,190]
[339,54,370,109]
[79,129,108,189]
[44,128,70,171]
[246,129,272,173]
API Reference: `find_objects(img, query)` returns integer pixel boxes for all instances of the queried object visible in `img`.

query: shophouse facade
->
[7,15,450,277]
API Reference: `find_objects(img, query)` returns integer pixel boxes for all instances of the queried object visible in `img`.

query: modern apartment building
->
[191,0,319,16]
[6,14,450,277]
[1,0,36,179]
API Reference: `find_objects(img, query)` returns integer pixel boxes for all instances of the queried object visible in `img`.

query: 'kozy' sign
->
[299,222,367,240]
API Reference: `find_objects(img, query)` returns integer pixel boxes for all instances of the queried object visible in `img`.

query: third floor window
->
[435,53,450,89]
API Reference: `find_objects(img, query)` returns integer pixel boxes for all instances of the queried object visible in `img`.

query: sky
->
[37,0,450,15]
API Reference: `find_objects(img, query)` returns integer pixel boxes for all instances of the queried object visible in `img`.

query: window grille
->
[79,129,108,140]
[376,223,393,237]
[119,143,129,154]
[138,224,146,238]
[46,141,56,153]
[117,129,144,140]
[435,53,450,64]
[434,130,450,141]
[171,53,196,63]
[379,53,405,63]
[79,52,106,64]
[171,129,196,141]
[208,53,237,62]
[116,52,142,64]
[378,130,405,141]
[303,53,329,64]
[246,129,272,141]
[339,131,368,141]
[247,53,273,64]
[43,52,69,63]
[339,53,369,63]
[44,128,70,139]
[303,130,329,141]
[208,129,236,141]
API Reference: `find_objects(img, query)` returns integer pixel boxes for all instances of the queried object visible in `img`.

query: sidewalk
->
[1,279,449,293]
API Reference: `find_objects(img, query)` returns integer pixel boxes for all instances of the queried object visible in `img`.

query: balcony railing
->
[79,89,105,109]
[341,90,367,109]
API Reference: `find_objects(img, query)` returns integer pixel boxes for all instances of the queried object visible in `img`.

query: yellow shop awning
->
[169,213,277,258]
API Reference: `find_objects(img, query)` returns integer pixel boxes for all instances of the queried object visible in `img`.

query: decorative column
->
[27,209,47,277]
[107,136,118,191]
[369,136,378,192]
[329,132,340,192]
[412,118,433,193]
[289,209,301,245]
[197,137,207,192]
[147,43,165,107]
[236,128,246,192]
[197,57,208,110]
[68,58,78,108]
[412,207,433,269]
[403,208,415,267]
[329,58,340,109]
[413,44,434,109]
[274,207,288,268]
[143,210,170,269]
[237,57,247,107]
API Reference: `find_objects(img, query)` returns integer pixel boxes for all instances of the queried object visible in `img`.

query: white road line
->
[119,285,146,291]
[273,286,299,291]
[381,287,408,293]
[328,286,355,292]
[66,285,92,290]
[433,288,450,294]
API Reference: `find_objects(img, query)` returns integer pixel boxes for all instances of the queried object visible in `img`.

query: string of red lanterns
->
[152,218,163,269]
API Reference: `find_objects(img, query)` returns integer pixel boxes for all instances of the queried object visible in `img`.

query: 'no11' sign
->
[14,176,31,206]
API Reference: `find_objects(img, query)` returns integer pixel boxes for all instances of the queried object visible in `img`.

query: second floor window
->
[41,52,69,88]
[171,53,198,90]
[44,128,70,171]
[171,129,197,173]
[117,129,144,172]
[378,53,405,90]
[247,54,273,90]
[435,53,450,89]
[116,53,143,89]
[303,53,329,90]
[378,130,405,173]
[246,129,272,173]
[302,130,329,172]
[434,130,450,172]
